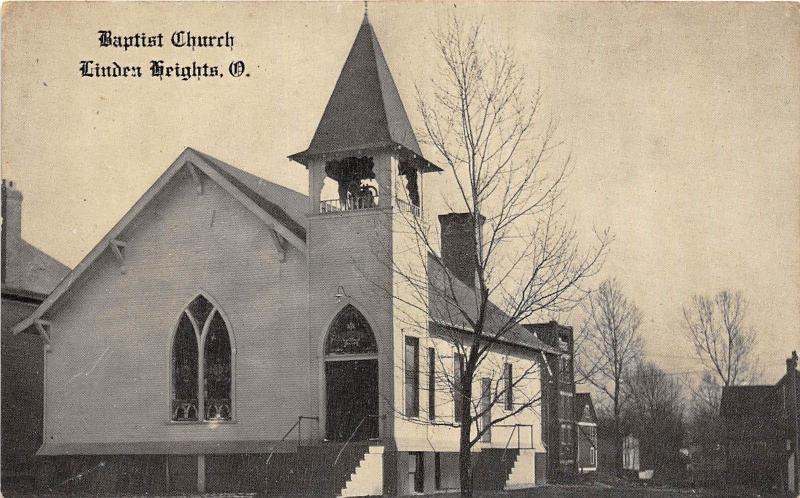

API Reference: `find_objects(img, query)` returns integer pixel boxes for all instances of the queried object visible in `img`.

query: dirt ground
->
[429,483,789,498]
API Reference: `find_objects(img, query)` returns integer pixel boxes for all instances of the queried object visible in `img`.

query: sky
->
[2,2,798,383]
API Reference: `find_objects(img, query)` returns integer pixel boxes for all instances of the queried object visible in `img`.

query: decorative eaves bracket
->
[109,239,127,274]
[267,225,288,263]
[187,161,204,194]
[34,319,52,351]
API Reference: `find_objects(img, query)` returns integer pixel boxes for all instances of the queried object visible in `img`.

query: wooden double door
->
[325,359,379,441]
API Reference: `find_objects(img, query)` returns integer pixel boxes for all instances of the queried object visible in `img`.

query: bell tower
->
[289,12,439,215]
[289,12,440,442]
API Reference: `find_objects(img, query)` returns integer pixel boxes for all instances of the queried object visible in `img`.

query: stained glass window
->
[324,305,377,355]
[172,313,198,421]
[171,295,232,422]
[204,312,232,420]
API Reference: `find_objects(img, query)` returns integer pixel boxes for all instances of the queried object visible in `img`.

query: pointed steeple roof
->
[290,16,440,172]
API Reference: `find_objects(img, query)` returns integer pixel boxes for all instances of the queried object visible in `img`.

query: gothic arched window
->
[324,305,377,356]
[171,295,233,422]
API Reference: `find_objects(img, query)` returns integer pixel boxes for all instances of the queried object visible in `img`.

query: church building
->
[14,13,556,495]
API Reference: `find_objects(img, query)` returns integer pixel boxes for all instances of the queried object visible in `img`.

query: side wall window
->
[172,295,233,422]
[504,362,513,410]
[405,336,420,417]
[428,347,436,420]
[453,353,464,423]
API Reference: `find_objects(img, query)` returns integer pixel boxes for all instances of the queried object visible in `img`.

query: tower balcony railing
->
[318,195,423,217]
[319,195,379,213]
[394,197,422,217]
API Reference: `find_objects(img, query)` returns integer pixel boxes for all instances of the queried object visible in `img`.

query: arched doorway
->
[324,305,379,441]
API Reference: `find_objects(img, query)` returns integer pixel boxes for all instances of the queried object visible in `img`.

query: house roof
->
[775,368,800,391]
[289,16,440,173]
[3,240,69,296]
[1,180,70,296]
[523,321,573,353]
[12,147,308,336]
[427,253,559,355]
[720,385,780,417]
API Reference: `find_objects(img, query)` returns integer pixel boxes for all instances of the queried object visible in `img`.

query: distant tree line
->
[577,280,760,486]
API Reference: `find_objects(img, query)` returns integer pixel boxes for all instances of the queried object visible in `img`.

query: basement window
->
[408,451,424,493]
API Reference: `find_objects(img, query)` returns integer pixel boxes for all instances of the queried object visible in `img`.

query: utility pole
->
[787,350,798,495]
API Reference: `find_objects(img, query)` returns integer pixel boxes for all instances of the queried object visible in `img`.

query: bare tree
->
[682,290,759,387]
[367,16,609,497]
[685,372,725,485]
[681,292,759,486]
[624,361,685,476]
[577,278,643,476]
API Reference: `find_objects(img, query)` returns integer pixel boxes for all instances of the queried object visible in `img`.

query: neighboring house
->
[597,426,639,475]
[622,434,641,472]
[524,321,578,482]
[575,393,598,473]
[1,180,70,492]
[12,14,558,496]
[721,361,799,494]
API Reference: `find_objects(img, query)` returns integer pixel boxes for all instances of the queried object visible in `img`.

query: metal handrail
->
[333,414,384,466]
[496,423,535,462]
[264,416,320,480]
[296,415,320,447]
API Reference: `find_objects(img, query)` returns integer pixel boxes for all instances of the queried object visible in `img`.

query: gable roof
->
[195,150,307,241]
[12,148,308,336]
[720,385,779,417]
[427,253,558,354]
[1,181,70,296]
[3,240,69,296]
[289,16,440,173]
[775,368,800,391]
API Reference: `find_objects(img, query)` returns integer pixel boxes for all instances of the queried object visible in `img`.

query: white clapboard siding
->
[44,173,311,446]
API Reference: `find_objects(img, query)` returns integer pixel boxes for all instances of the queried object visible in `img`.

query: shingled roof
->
[12,148,308,336]
[289,15,440,173]
[195,150,307,241]
[720,385,779,417]
[427,253,559,354]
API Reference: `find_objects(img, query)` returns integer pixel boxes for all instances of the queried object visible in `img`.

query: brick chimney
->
[438,212,485,286]
[2,179,23,285]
